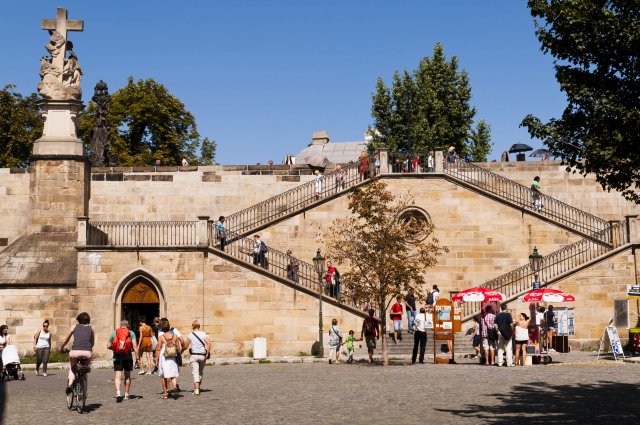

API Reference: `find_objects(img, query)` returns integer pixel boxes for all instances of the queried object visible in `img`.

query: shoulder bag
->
[190,332,210,359]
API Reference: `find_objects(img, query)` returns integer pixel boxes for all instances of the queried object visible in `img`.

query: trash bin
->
[253,337,267,359]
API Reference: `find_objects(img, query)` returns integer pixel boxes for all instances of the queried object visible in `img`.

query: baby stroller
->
[1,345,25,381]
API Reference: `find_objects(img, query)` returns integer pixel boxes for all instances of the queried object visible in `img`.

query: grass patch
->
[219,362,230,366]
[297,351,312,357]
[388,356,404,361]
[258,359,272,364]
[21,351,69,364]
[246,350,254,358]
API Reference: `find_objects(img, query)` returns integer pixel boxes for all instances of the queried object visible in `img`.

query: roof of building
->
[294,141,368,165]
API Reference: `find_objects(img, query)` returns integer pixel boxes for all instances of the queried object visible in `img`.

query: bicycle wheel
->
[66,381,75,409]
[75,375,85,413]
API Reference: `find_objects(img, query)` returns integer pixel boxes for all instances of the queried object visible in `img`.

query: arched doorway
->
[121,279,160,334]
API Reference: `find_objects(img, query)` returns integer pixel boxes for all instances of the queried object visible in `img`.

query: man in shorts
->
[108,320,139,402]
[360,309,379,363]
[390,296,404,344]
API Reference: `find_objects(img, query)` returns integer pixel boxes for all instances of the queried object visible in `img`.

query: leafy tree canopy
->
[78,77,216,166]
[324,179,447,365]
[522,0,640,203]
[0,85,43,168]
[369,43,490,160]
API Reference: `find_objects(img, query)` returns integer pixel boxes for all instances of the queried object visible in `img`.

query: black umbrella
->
[508,143,533,153]
[529,148,552,159]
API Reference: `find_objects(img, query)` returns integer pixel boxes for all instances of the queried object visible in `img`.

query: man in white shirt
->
[412,308,428,364]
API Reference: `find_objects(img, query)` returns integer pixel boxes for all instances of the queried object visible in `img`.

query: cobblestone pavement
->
[1,353,638,424]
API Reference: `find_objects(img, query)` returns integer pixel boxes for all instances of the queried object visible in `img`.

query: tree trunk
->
[379,294,388,366]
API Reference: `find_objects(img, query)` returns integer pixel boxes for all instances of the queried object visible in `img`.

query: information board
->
[556,307,575,336]
[433,299,454,340]
[606,326,625,358]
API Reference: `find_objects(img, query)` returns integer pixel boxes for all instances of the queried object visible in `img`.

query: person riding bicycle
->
[60,312,94,394]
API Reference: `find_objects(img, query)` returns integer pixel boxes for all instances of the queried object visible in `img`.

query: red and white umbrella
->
[451,287,506,303]
[519,288,575,303]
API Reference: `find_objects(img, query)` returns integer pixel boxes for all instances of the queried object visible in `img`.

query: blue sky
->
[4,1,565,164]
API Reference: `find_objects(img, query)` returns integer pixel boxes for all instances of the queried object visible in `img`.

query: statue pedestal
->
[32,99,84,156]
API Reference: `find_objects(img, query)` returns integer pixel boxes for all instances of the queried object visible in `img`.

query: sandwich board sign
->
[597,325,625,360]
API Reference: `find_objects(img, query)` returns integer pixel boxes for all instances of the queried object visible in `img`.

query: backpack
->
[260,241,268,254]
[426,291,435,305]
[112,327,132,355]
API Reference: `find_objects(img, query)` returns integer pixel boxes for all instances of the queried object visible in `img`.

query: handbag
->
[190,332,210,360]
[484,318,498,341]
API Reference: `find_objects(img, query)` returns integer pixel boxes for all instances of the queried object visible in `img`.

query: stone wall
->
[0,169,30,246]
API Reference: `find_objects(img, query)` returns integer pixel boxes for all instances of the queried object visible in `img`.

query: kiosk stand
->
[433,299,461,364]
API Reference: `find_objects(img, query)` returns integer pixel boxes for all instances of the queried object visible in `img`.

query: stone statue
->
[89,81,112,167]
[38,8,84,100]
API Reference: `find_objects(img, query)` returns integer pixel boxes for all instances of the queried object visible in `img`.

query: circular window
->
[398,207,432,241]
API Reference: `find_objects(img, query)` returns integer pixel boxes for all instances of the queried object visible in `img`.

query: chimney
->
[310,131,330,146]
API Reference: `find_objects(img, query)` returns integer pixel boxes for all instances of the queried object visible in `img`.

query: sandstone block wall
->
[0,169,30,247]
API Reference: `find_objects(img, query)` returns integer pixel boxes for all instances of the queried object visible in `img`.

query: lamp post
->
[312,248,326,357]
[529,247,543,289]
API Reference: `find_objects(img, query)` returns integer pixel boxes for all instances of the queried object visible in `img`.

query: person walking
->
[182,320,211,395]
[151,317,161,374]
[108,320,139,402]
[360,309,380,363]
[531,176,542,211]
[495,304,514,367]
[341,330,357,364]
[325,260,339,299]
[390,296,404,344]
[215,216,227,251]
[252,234,267,268]
[405,289,417,334]
[328,319,343,364]
[33,320,52,376]
[60,312,94,395]
[286,250,300,283]
[314,170,324,200]
[481,306,497,366]
[427,151,434,172]
[412,308,428,364]
[514,313,531,366]
[137,316,154,375]
[426,285,440,306]
[154,318,182,399]
[335,165,346,192]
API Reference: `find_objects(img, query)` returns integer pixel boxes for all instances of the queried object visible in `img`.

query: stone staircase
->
[384,330,475,358]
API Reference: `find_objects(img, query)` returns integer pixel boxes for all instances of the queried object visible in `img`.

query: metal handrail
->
[208,224,365,311]
[224,158,375,237]
[443,161,610,239]
[460,220,629,318]
[87,221,197,246]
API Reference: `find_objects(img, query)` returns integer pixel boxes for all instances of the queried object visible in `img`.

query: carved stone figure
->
[89,81,112,167]
[38,8,84,100]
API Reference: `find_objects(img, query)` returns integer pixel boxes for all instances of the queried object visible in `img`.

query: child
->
[341,330,359,364]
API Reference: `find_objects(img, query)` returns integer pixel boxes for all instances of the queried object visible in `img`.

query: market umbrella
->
[529,148,553,159]
[519,288,575,303]
[508,143,533,154]
[451,287,506,303]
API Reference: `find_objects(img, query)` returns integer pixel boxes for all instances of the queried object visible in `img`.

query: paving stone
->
[0,352,637,424]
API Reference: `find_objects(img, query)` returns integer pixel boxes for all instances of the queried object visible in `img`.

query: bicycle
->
[66,355,91,414]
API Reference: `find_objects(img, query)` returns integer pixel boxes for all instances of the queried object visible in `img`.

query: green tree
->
[369,43,482,158]
[324,180,448,366]
[198,136,217,165]
[78,77,213,166]
[465,120,492,162]
[0,85,43,167]
[522,0,640,203]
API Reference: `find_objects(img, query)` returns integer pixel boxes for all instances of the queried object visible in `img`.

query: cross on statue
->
[41,7,84,71]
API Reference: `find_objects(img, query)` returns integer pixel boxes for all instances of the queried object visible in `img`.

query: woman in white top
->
[33,320,52,376]
[182,320,211,395]
[154,318,182,399]
[514,313,531,366]
[0,325,11,369]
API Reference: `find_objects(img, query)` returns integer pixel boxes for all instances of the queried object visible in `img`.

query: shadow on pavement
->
[436,381,638,423]
[83,403,102,413]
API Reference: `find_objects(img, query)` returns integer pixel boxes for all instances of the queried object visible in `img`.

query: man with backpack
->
[360,309,379,363]
[253,234,268,268]
[107,320,139,402]
[426,284,440,306]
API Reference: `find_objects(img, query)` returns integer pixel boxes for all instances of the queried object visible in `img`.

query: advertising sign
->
[627,284,640,299]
